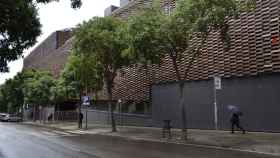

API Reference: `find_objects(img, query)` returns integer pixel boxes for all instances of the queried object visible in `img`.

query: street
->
[0,122,277,158]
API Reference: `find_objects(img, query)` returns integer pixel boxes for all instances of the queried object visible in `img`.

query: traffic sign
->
[214,76,222,90]
[82,96,90,106]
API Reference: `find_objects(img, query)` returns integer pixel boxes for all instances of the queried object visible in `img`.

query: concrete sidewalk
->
[23,121,280,156]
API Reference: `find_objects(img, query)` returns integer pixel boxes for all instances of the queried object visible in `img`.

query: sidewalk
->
[24,121,280,156]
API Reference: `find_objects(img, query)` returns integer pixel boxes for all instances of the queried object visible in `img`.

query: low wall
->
[81,109,153,127]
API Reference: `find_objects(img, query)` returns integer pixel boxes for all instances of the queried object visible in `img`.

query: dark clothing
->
[47,114,53,121]
[230,113,245,134]
[230,113,239,124]
[79,113,83,128]
[79,113,83,120]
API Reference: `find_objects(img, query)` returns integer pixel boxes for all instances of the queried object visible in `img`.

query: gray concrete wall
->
[152,80,214,129]
[217,75,280,132]
[152,74,280,132]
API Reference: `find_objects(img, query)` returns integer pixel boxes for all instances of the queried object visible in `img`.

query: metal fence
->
[54,111,77,121]
[82,109,153,127]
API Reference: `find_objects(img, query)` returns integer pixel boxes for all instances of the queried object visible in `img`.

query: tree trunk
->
[107,87,117,132]
[170,54,188,140]
[179,81,187,140]
[33,106,36,122]
[21,105,24,121]
[78,90,82,129]
[39,106,42,123]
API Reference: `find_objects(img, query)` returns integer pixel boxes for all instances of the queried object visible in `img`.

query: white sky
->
[0,0,119,84]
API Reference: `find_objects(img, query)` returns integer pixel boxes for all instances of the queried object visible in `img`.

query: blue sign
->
[82,96,90,106]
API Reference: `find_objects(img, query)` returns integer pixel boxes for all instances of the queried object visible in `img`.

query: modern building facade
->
[110,0,280,132]
[24,0,280,131]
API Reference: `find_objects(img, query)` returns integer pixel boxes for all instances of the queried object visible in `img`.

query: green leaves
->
[0,69,57,112]
[125,6,167,65]
[0,72,24,112]
[0,0,41,72]
[35,0,82,8]
[125,0,256,80]
[73,16,130,87]
[23,70,55,106]
[61,52,103,98]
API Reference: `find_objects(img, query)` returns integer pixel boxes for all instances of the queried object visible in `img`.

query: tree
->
[50,79,68,108]
[61,53,103,99]
[0,0,41,72]
[0,88,8,112]
[23,70,55,121]
[36,0,82,9]
[61,52,103,128]
[60,54,82,100]
[0,72,25,113]
[24,70,55,107]
[125,0,255,139]
[0,0,82,72]
[73,16,129,132]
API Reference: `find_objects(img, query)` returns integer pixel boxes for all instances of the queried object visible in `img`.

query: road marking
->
[51,130,72,136]
[41,131,61,137]
[68,130,87,134]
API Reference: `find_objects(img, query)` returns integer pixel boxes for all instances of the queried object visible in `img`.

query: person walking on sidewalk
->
[230,112,245,134]
[79,112,83,129]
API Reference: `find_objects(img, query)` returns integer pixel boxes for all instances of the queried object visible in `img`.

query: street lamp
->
[118,99,122,126]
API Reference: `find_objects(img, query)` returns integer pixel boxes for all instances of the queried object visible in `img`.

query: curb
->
[22,122,75,132]
[98,133,280,157]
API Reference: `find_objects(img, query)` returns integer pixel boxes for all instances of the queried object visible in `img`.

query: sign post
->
[118,99,122,126]
[213,77,221,130]
[82,96,90,129]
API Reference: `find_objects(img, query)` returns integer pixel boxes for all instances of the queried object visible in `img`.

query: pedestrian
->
[47,113,53,121]
[79,112,83,128]
[230,112,245,134]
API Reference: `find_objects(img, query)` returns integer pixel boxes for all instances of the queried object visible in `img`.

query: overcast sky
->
[0,0,119,84]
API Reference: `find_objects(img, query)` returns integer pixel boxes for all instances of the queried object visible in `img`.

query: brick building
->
[23,29,73,77]
[24,0,280,131]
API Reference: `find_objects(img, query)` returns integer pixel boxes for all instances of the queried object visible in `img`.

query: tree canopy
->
[60,52,103,99]
[0,72,24,113]
[0,0,41,72]
[36,0,82,8]
[73,16,130,132]
[126,0,256,81]
[0,69,56,113]
[23,70,55,107]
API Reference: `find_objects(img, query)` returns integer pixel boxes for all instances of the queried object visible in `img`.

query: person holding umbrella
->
[228,105,246,134]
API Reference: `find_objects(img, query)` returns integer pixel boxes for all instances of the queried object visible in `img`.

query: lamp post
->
[118,99,122,126]
[213,76,221,130]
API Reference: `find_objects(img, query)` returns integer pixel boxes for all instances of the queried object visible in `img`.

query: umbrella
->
[227,105,243,116]
[227,105,240,113]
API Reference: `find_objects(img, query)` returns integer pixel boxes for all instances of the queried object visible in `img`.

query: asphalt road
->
[0,122,277,158]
